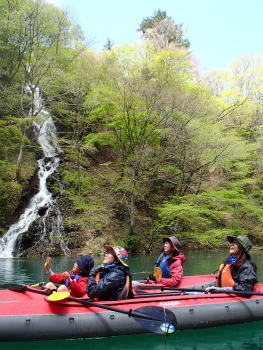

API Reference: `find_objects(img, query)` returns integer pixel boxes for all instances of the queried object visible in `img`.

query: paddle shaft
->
[135,285,263,297]
[25,286,51,296]
[134,291,184,298]
[163,287,263,296]
[0,283,51,296]
[66,296,164,321]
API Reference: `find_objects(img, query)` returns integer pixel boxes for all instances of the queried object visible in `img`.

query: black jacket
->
[86,264,133,301]
[232,260,258,292]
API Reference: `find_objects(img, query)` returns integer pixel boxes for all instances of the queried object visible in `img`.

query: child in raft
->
[44,255,94,297]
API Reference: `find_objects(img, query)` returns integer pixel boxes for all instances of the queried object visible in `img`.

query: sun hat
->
[227,235,252,260]
[76,255,94,275]
[162,236,181,254]
[105,246,129,267]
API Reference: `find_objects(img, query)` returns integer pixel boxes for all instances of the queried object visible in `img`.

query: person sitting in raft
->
[206,235,258,293]
[44,255,94,297]
[86,246,134,301]
[147,236,186,287]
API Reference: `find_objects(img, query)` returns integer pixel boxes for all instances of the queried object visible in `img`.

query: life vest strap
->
[117,275,130,300]
[93,271,100,302]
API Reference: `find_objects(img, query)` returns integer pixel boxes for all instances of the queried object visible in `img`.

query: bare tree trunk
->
[130,167,135,227]
[16,142,24,181]
[77,143,81,195]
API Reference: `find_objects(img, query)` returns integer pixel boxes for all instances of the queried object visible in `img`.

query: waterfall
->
[0,88,70,258]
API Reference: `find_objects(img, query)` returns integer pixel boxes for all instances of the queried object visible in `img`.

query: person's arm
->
[160,259,183,287]
[44,257,53,276]
[48,272,66,284]
[233,263,258,292]
[44,257,51,271]
[69,277,88,297]
[49,269,74,285]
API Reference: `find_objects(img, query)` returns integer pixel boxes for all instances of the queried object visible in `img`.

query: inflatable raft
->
[0,274,262,342]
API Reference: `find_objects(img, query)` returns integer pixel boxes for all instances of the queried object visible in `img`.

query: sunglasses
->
[105,250,116,256]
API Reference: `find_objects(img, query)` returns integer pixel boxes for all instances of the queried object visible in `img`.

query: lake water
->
[0,249,262,350]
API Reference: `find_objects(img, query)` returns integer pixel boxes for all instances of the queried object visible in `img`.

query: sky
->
[47,0,263,73]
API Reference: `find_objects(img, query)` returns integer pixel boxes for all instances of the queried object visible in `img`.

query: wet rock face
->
[17,230,87,257]
[19,242,65,257]
[0,168,40,234]
[38,206,48,216]
[13,216,48,256]
[13,199,87,257]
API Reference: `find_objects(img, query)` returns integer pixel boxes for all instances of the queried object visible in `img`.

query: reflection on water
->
[0,258,29,283]
[0,251,262,349]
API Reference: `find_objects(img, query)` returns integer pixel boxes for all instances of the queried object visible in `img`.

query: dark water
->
[0,249,263,350]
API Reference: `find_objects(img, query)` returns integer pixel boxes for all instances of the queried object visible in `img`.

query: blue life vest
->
[100,263,117,278]
[65,272,82,288]
[155,253,170,278]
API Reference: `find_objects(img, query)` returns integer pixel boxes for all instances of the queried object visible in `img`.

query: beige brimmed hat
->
[162,236,181,254]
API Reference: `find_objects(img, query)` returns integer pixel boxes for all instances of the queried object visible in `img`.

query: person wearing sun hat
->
[44,255,94,297]
[147,236,186,287]
[86,245,134,301]
[206,235,258,293]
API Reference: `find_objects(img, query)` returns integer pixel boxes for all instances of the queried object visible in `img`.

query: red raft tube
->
[0,274,262,342]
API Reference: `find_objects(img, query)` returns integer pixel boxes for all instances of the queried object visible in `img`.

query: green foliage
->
[85,131,115,149]
[157,186,262,241]
[0,117,32,158]
[0,175,22,224]
[138,9,167,33]
[138,10,190,49]
[63,171,97,196]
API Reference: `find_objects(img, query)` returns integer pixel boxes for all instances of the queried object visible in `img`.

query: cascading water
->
[0,87,70,258]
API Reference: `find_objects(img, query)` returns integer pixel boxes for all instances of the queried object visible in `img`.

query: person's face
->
[164,240,175,255]
[73,262,82,273]
[103,250,118,265]
[229,240,242,257]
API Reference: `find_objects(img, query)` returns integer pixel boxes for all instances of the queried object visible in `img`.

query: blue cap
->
[76,255,94,275]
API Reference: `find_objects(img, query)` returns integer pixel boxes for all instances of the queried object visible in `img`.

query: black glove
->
[148,274,156,282]
[89,265,102,278]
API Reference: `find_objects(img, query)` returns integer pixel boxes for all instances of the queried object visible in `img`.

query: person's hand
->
[44,257,51,272]
[148,274,156,281]
[89,265,102,278]
[205,286,218,292]
[147,274,156,284]
[62,271,71,282]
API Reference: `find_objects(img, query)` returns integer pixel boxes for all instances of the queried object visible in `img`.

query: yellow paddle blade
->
[31,282,45,287]
[48,291,70,301]
[153,267,162,282]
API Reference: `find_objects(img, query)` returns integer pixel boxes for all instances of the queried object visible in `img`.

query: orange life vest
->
[216,264,235,287]
[93,271,100,302]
